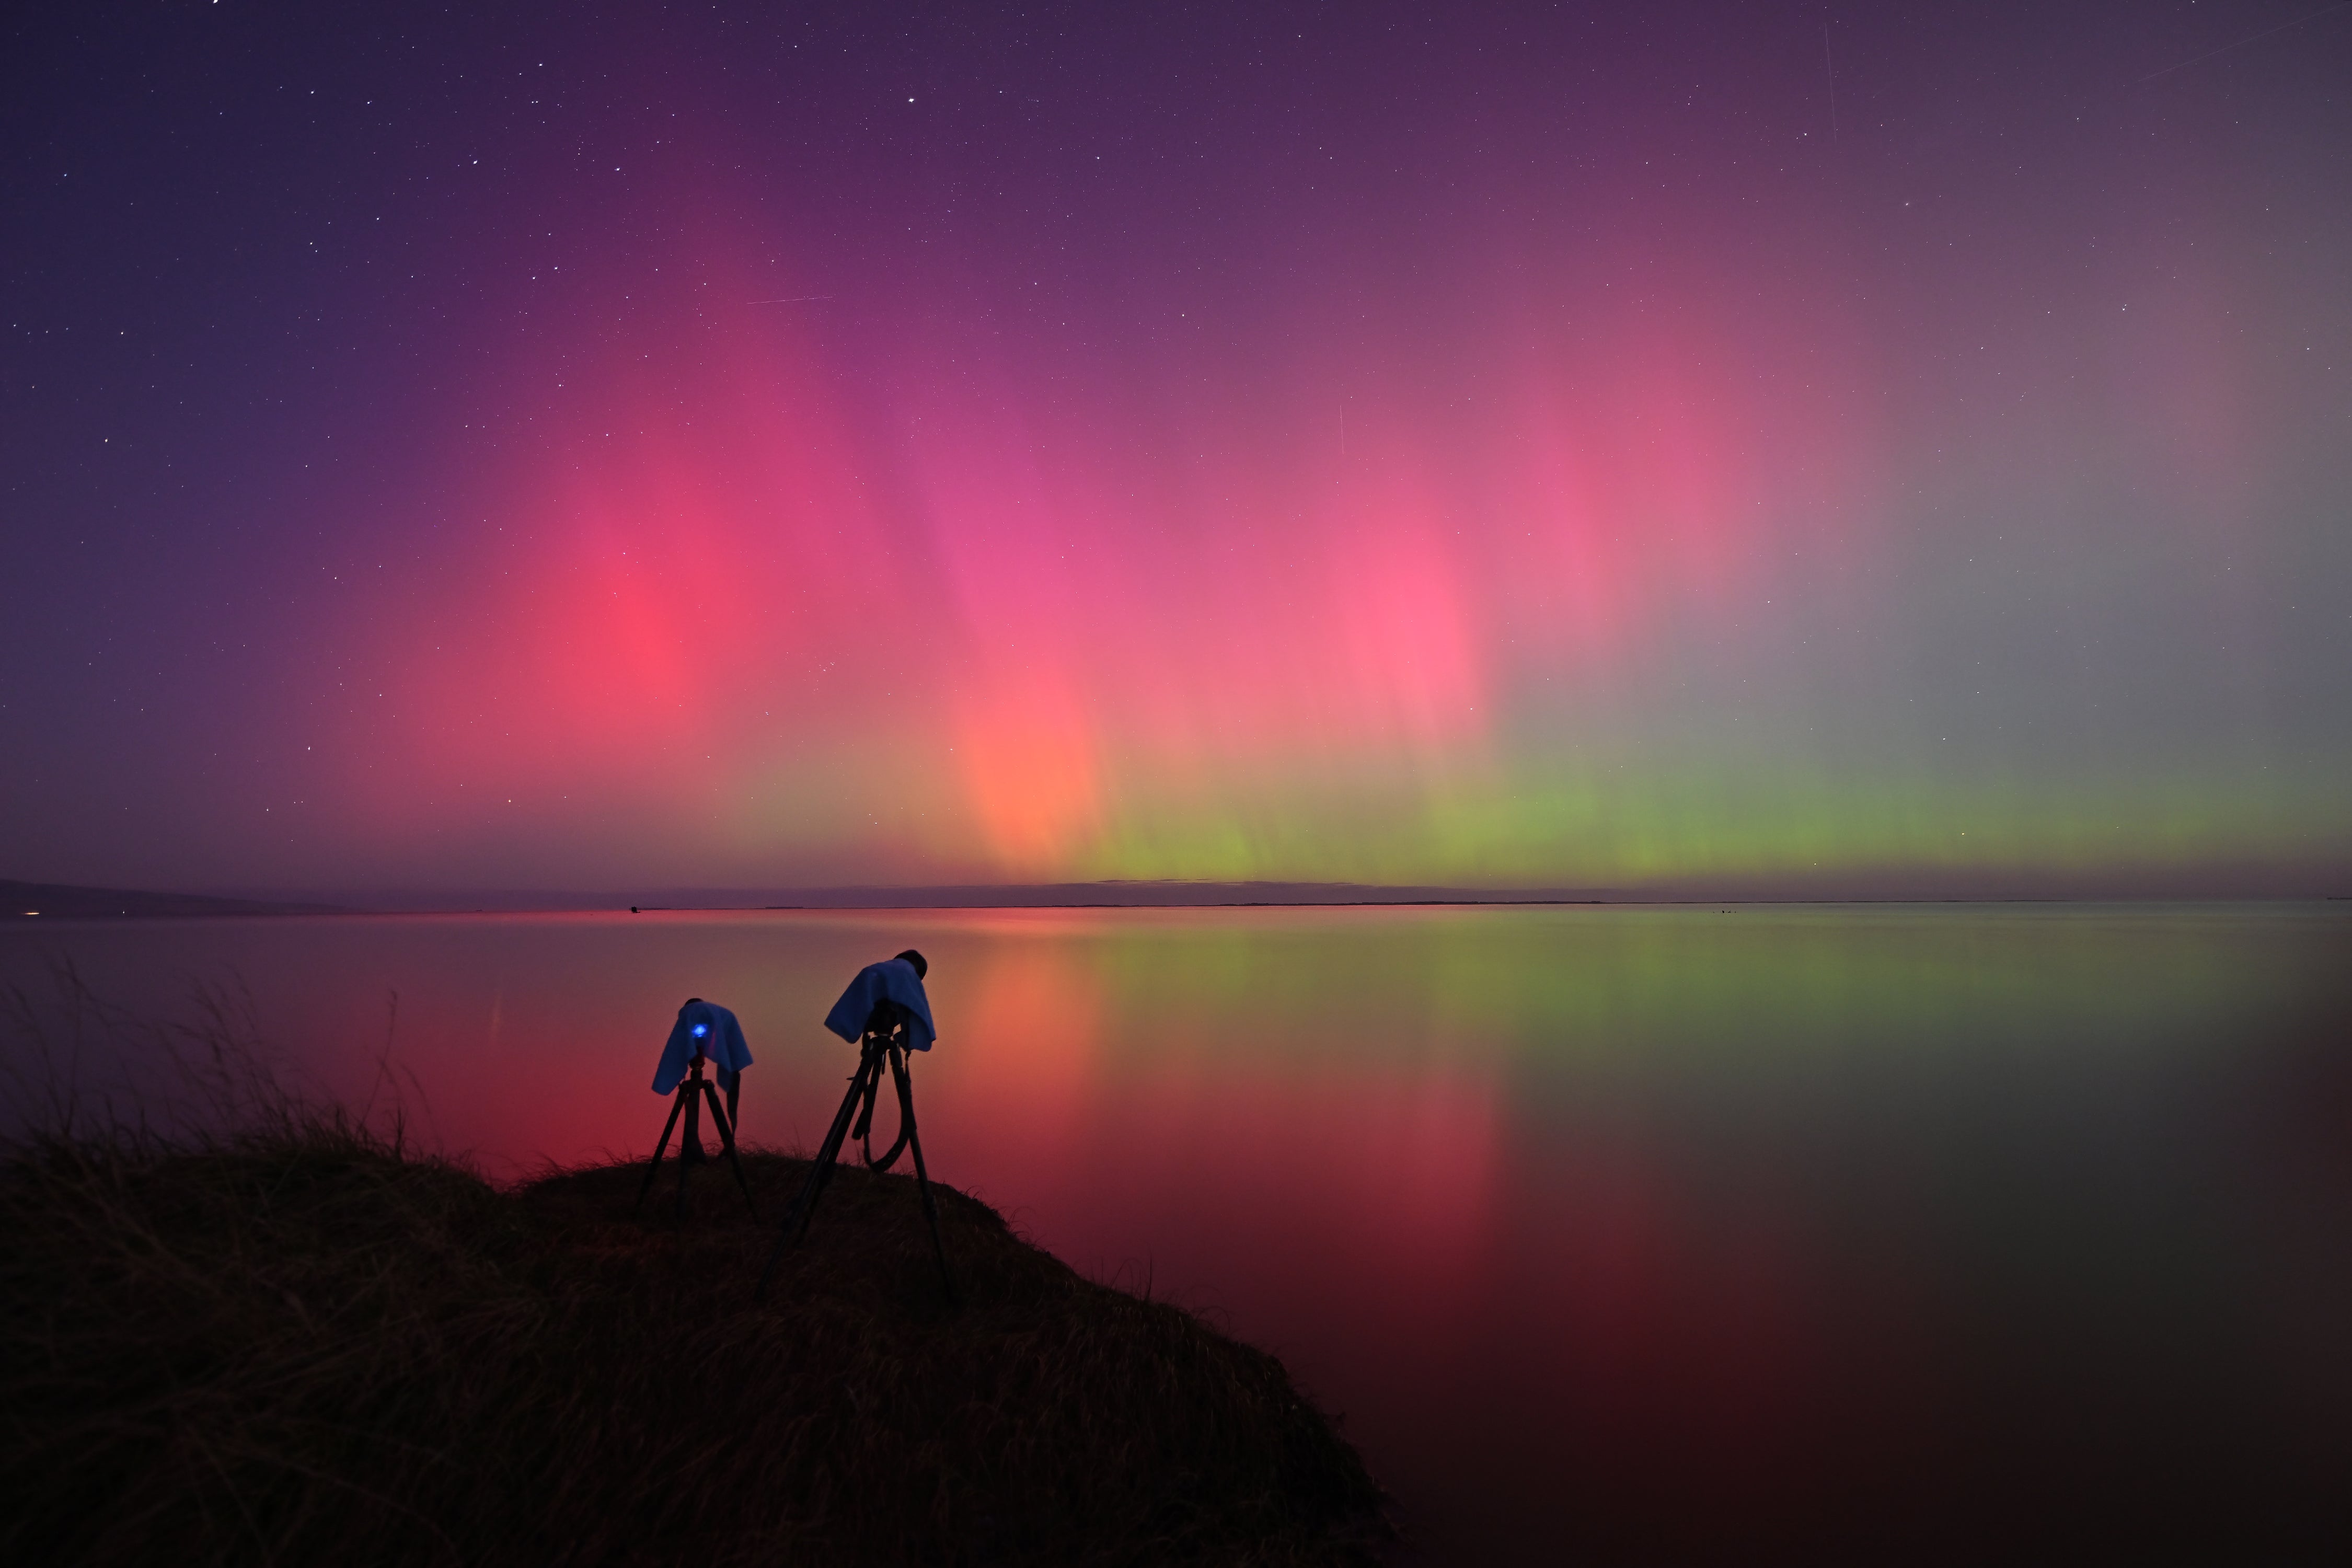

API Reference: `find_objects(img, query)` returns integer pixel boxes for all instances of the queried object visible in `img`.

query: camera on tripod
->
[636,997,756,1218]
[758,950,955,1304]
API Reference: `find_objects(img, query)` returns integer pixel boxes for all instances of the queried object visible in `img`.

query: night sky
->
[7,2,2349,896]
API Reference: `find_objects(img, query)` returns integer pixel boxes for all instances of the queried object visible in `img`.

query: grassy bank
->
[0,1113,1387,1565]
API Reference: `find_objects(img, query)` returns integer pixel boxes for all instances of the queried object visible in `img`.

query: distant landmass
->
[3,881,347,919]
[10,875,2345,918]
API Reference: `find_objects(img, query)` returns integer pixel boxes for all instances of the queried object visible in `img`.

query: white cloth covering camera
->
[824,958,937,1051]
[651,998,753,1095]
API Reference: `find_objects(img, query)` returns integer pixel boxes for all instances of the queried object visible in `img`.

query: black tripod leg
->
[675,1076,702,1219]
[908,1125,956,1305]
[756,1048,880,1301]
[798,1058,878,1227]
[851,1060,882,1152]
[702,1078,756,1216]
[636,1088,687,1207]
[893,1047,958,1306]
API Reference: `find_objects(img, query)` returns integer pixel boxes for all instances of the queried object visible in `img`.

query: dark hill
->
[0,1123,1387,1565]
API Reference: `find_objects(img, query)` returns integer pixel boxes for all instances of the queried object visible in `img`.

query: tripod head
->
[858,1000,921,1053]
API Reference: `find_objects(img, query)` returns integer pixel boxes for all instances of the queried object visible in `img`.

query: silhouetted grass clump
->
[0,993,1387,1564]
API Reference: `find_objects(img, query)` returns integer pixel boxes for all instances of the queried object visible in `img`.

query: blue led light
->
[691,1022,709,1039]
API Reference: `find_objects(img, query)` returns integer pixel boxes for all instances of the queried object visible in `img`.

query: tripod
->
[636,1046,757,1219]
[756,1002,955,1304]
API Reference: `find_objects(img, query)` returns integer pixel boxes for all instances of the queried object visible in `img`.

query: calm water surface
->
[6,905,2350,1559]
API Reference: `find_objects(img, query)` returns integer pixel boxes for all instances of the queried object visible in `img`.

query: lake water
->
[5,905,2350,1559]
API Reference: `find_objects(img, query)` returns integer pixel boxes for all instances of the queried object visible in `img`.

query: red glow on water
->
[14,907,2352,1556]
[945,939,1106,1178]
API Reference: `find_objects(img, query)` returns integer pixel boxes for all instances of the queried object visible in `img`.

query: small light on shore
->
[22,910,37,917]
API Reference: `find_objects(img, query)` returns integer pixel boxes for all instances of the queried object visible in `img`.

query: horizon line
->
[7,875,2348,919]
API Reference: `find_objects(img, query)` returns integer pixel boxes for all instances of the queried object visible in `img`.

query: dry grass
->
[0,979,1388,1565]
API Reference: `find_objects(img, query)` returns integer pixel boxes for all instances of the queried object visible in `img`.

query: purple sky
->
[6,2,2349,896]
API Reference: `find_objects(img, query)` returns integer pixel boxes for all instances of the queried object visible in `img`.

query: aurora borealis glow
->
[7,2,2350,895]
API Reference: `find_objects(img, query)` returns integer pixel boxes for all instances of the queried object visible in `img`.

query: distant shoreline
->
[8,876,2347,919]
[1,881,349,920]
